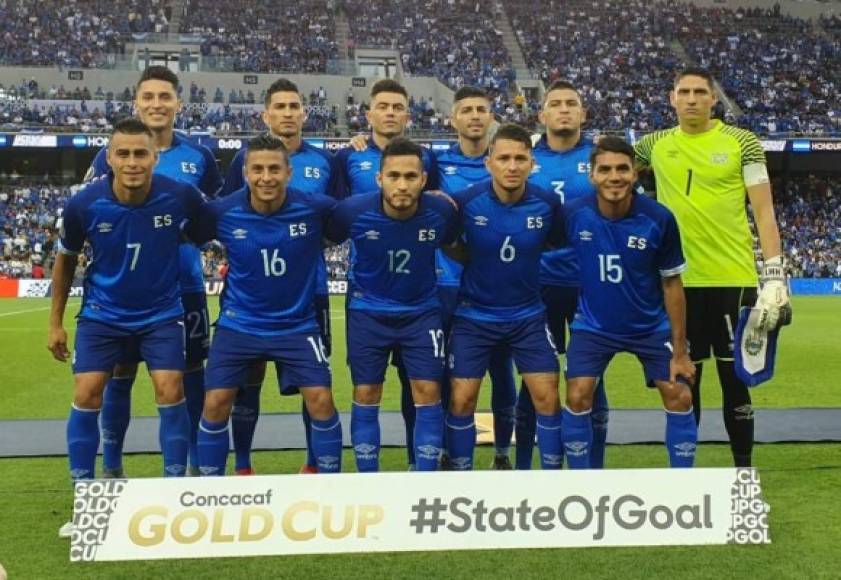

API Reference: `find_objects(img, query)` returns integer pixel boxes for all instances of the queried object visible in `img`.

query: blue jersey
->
[188,187,335,337]
[529,135,595,287]
[566,194,686,338]
[220,138,340,296]
[452,181,565,322]
[326,192,458,313]
[89,132,222,294]
[332,138,438,198]
[434,143,489,288]
[59,174,207,330]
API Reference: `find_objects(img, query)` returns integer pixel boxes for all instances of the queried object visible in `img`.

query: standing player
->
[334,79,438,469]
[515,80,609,469]
[635,68,789,467]
[189,135,343,476]
[435,86,517,469]
[48,119,208,534]
[220,78,339,475]
[327,138,457,471]
[561,137,697,469]
[445,124,565,470]
[89,66,222,478]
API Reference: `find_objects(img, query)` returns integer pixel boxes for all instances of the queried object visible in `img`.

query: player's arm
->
[662,274,695,385]
[348,134,369,152]
[48,202,85,362]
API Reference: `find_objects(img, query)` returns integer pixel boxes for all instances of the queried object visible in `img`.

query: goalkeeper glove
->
[755,255,791,331]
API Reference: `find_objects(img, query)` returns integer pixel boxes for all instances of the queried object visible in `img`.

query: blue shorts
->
[448,313,559,379]
[73,318,185,374]
[347,308,445,384]
[182,291,210,365]
[205,326,331,394]
[565,329,674,385]
[541,285,579,354]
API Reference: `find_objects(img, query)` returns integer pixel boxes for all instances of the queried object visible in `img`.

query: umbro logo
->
[364,229,380,240]
[711,153,729,165]
[417,445,441,460]
[318,455,340,470]
[564,441,588,456]
[70,468,90,479]
[474,215,488,226]
[233,228,248,239]
[451,457,472,470]
[542,453,563,466]
[666,150,679,159]
[97,222,113,233]
[674,442,697,457]
[531,164,541,173]
[199,466,219,476]
[165,464,186,475]
[359,161,373,171]
[444,166,457,175]
[579,230,593,241]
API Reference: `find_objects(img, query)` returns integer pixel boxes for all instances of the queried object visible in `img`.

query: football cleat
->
[299,465,318,474]
[235,467,256,476]
[491,454,513,470]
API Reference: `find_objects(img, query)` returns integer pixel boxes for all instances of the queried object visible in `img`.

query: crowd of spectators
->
[179,0,338,73]
[0,0,169,68]
[343,0,515,94]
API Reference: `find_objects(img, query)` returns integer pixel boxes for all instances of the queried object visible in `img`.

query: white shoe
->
[58,521,75,538]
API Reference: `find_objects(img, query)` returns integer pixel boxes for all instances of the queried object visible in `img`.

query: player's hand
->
[426,189,458,211]
[349,134,369,152]
[755,255,790,331]
[670,352,695,386]
[48,326,70,362]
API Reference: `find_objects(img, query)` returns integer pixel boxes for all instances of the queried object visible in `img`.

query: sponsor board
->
[69,468,770,562]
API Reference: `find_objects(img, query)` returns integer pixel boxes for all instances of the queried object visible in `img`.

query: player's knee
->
[353,385,382,406]
[74,391,103,410]
[448,389,477,415]
[303,387,336,420]
[410,380,440,405]
[565,389,593,414]
[203,389,236,422]
[665,386,693,413]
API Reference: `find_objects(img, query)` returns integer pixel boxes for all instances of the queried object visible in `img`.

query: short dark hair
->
[675,67,715,89]
[264,78,301,107]
[589,136,636,167]
[381,137,424,167]
[490,123,533,151]
[136,66,179,92]
[245,133,289,165]
[543,80,582,104]
[111,118,153,139]
[453,86,489,103]
[370,78,408,100]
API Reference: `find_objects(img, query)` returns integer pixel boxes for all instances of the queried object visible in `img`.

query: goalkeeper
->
[634,67,789,467]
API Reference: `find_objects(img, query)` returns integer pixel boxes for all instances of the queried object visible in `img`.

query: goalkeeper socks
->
[158,400,190,477]
[231,383,261,471]
[690,363,704,426]
[301,401,316,468]
[489,349,516,455]
[591,377,609,469]
[718,359,754,467]
[398,363,416,466]
[562,407,592,469]
[445,413,475,470]
[197,417,229,476]
[67,404,100,480]
[351,402,380,472]
[414,403,444,472]
[665,408,697,468]
[514,383,536,470]
[100,375,134,471]
[310,413,343,473]
[183,368,205,471]
[535,411,563,469]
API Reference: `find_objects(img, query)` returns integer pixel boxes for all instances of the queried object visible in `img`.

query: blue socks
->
[310,412,343,473]
[197,417,230,476]
[489,349,516,456]
[562,407,592,469]
[302,402,316,468]
[414,403,444,472]
[591,377,610,469]
[67,405,100,480]
[666,408,698,468]
[100,375,134,471]
[231,383,261,471]
[183,368,205,471]
[398,363,416,467]
[158,400,190,477]
[535,411,563,469]
[514,383,536,469]
[445,412,475,470]
[351,403,380,472]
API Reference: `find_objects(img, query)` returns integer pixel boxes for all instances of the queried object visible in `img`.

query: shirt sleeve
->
[423,149,440,191]
[657,211,687,277]
[198,147,223,198]
[57,198,86,255]
[324,199,353,244]
[547,199,567,248]
[84,148,109,182]
[440,200,460,245]
[183,197,219,246]
[220,149,246,197]
[330,149,350,200]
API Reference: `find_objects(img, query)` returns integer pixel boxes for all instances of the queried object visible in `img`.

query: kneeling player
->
[327,138,456,472]
[446,124,565,470]
[188,135,343,475]
[561,137,697,468]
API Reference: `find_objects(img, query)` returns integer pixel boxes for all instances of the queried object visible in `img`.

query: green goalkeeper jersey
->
[634,121,765,287]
